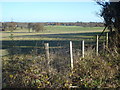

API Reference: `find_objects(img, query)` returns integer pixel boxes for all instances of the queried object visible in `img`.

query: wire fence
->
[2,33,109,72]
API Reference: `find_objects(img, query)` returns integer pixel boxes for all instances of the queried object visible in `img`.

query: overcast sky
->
[1,1,104,22]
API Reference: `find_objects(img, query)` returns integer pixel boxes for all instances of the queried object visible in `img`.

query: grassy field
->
[1,26,107,41]
[1,26,108,54]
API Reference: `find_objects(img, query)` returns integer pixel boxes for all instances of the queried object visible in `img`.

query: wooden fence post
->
[96,35,99,56]
[106,32,108,47]
[35,42,38,55]
[70,41,73,70]
[82,40,85,58]
[44,43,50,63]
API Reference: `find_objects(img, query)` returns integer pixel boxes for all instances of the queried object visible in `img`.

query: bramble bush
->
[2,46,120,88]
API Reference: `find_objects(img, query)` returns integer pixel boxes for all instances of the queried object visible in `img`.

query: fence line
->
[43,34,108,70]
[2,33,109,59]
[2,33,110,76]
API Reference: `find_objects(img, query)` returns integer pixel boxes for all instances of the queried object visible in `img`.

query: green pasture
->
[1,26,107,41]
[44,26,104,33]
[1,26,109,55]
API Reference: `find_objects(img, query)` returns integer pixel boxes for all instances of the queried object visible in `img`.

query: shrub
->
[70,47,120,88]
[2,47,120,88]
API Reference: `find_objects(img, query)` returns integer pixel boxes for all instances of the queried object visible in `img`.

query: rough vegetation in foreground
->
[2,47,120,88]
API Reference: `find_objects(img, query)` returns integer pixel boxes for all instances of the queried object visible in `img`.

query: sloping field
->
[1,26,108,54]
[1,26,107,40]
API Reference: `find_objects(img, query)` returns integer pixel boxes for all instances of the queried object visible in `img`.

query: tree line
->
[0,22,104,32]
[1,22,44,32]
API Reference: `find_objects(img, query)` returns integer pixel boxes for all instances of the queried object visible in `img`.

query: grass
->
[0,49,8,56]
[45,26,105,32]
[1,26,108,54]
[1,26,107,41]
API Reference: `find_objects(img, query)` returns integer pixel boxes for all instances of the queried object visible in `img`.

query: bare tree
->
[2,22,17,31]
[28,23,33,32]
[8,22,17,31]
[32,23,44,32]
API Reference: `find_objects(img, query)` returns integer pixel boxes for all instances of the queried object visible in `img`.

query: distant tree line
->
[1,22,44,32]
[0,22,104,32]
[1,22,17,31]
[45,22,104,27]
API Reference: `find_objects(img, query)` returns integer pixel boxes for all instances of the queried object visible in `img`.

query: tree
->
[2,22,17,31]
[2,23,7,31]
[8,22,17,31]
[28,23,33,32]
[97,1,120,48]
[32,23,44,32]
